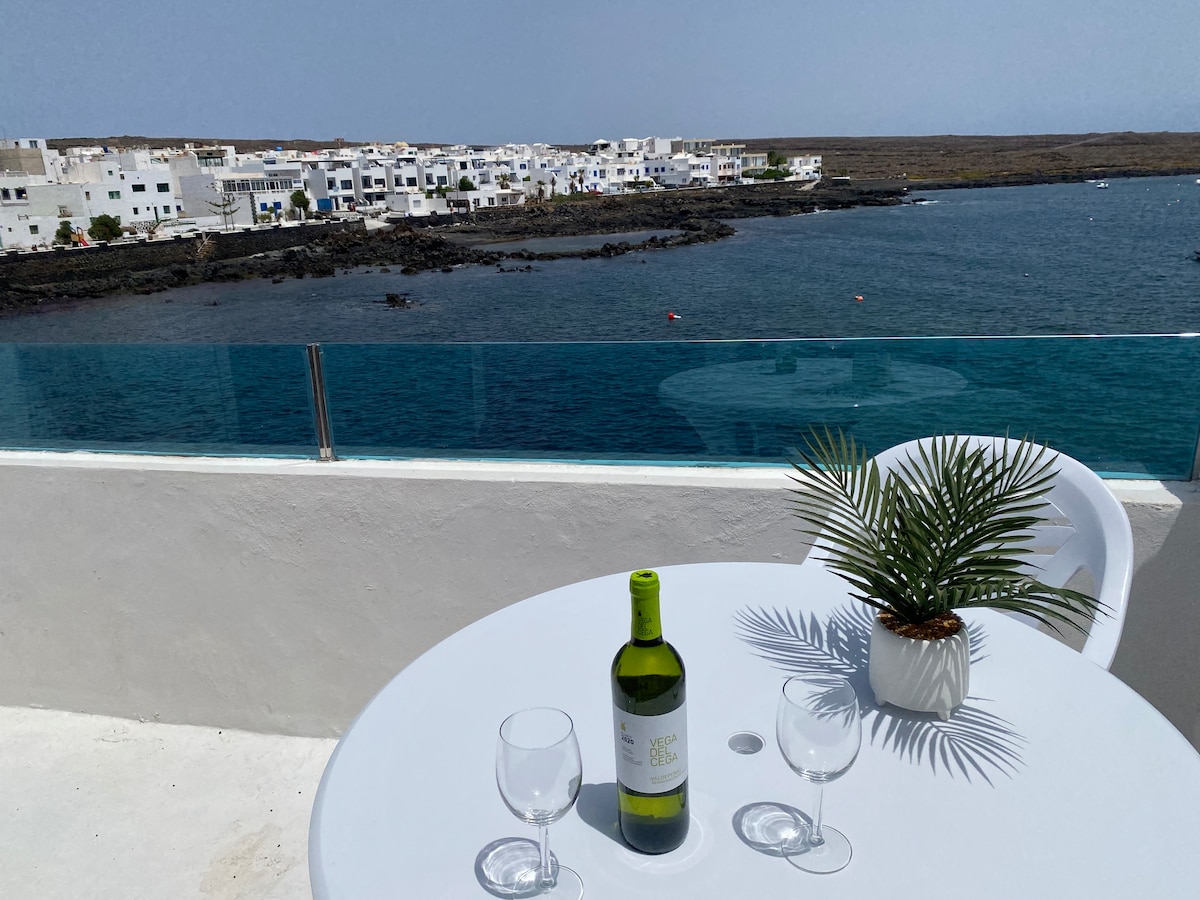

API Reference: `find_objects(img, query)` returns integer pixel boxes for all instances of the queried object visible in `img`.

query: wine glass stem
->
[538,823,554,889]
[809,785,826,847]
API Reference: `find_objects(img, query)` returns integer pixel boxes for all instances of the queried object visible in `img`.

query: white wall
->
[0,454,1194,750]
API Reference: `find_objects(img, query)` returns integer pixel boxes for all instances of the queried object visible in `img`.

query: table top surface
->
[309,562,1200,900]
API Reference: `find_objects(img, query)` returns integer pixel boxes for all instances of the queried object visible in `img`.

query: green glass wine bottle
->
[611,569,689,853]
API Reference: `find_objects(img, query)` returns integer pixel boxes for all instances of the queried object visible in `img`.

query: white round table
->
[309,562,1200,899]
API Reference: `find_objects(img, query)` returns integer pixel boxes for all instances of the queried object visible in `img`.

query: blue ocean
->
[1,175,1198,477]
[2,175,1198,343]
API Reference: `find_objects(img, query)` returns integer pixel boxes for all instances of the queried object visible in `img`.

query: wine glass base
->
[513,863,584,899]
[783,825,852,874]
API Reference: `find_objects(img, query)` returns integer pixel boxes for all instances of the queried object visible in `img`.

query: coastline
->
[3,165,1197,311]
[0,181,905,310]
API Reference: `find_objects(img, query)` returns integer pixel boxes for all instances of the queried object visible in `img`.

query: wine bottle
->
[611,569,689,853]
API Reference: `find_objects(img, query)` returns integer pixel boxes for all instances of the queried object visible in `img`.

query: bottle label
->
[613,704,688,795]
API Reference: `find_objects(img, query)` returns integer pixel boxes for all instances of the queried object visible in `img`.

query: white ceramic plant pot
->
[868,616,969,721]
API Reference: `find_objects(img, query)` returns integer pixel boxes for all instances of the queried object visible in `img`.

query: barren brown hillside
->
[736,132,1200,182]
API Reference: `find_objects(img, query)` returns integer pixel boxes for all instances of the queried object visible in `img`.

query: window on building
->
[487,197,495,206]
[133,207,139,214]
[340,180,352,190]
[0,188,8,200]
[108,190,120,199]
[436,175,447,186]
[374,178,384,187]
[163,205,170,214]
[16,187,26,199]
[362,178,371,189]
[29,224,39,235]
[260,203,268,211]
[133,184,146,192]
[273,201,281,210]
[406,177,417,187]
[157,183,169,192]
[520,163,527,170]
[85,191,91,200]
[327,179,335,189]
[30,140,37,148]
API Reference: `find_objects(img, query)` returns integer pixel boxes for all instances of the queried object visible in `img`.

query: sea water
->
[0,174,1198,343]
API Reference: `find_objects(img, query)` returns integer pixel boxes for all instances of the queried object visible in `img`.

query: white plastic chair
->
[869,436,1134,670]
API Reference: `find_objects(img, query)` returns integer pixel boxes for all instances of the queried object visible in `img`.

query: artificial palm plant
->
[787,428,1104,641]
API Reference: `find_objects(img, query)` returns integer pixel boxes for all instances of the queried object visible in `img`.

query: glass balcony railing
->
[0,335,1197,480]
[0,343,315,457]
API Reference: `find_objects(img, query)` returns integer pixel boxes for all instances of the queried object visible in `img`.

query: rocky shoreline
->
[14,164,1196,309]
[0,181,908,309]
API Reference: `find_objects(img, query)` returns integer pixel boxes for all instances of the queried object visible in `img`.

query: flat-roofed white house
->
[788,154,823,181]
[647,153,716,188]
[1,141,187,246]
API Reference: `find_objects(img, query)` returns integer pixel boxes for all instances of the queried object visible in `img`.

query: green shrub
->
[87,214,123,242]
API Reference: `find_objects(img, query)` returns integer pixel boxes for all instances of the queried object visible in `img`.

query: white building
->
[1,131,803,244]
[787,155,823,181]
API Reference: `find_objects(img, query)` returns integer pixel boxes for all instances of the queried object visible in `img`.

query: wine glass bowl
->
[496,707,584,898]
[776,673,862,874]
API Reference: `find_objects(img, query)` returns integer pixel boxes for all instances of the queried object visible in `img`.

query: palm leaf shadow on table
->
[734,604,1026,785]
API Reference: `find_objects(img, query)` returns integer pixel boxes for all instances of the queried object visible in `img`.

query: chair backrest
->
[869,436,1134,670]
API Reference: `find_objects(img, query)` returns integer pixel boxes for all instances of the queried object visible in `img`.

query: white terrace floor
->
[1,707,333,900]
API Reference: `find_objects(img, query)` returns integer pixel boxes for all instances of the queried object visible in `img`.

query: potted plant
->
[786,428,1104,719]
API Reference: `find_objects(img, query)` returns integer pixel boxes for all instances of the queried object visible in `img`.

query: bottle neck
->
[631,593,664,646]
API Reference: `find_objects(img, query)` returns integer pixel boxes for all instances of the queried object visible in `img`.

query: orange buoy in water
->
[667,311,682,320]
[854,295,865,302]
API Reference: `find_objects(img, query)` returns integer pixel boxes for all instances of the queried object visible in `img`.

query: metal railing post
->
[1191,423,1200,482]
[306,342,337,461]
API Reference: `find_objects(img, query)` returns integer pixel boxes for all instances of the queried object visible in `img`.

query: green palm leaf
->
[787,430,1105,629]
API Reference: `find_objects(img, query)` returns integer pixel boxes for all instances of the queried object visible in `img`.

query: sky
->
[2,0,1198,145]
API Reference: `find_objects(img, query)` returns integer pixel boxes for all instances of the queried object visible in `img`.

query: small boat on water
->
[1096,181,1109,189]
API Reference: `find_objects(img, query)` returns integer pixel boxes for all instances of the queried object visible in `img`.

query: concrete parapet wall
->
[0,454,1194,749]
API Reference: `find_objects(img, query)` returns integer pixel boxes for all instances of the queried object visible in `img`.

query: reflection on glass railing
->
[321,335,1200,480]
[0,344,316,456]
[0,336,1197,479]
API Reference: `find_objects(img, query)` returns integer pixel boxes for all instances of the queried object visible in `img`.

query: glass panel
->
[321,336,1200,479]
[0,337,1195,478]
[0,344,317,457]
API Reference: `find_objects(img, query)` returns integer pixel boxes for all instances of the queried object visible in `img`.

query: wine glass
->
[776,672,862,874]
[496,707,584,899]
